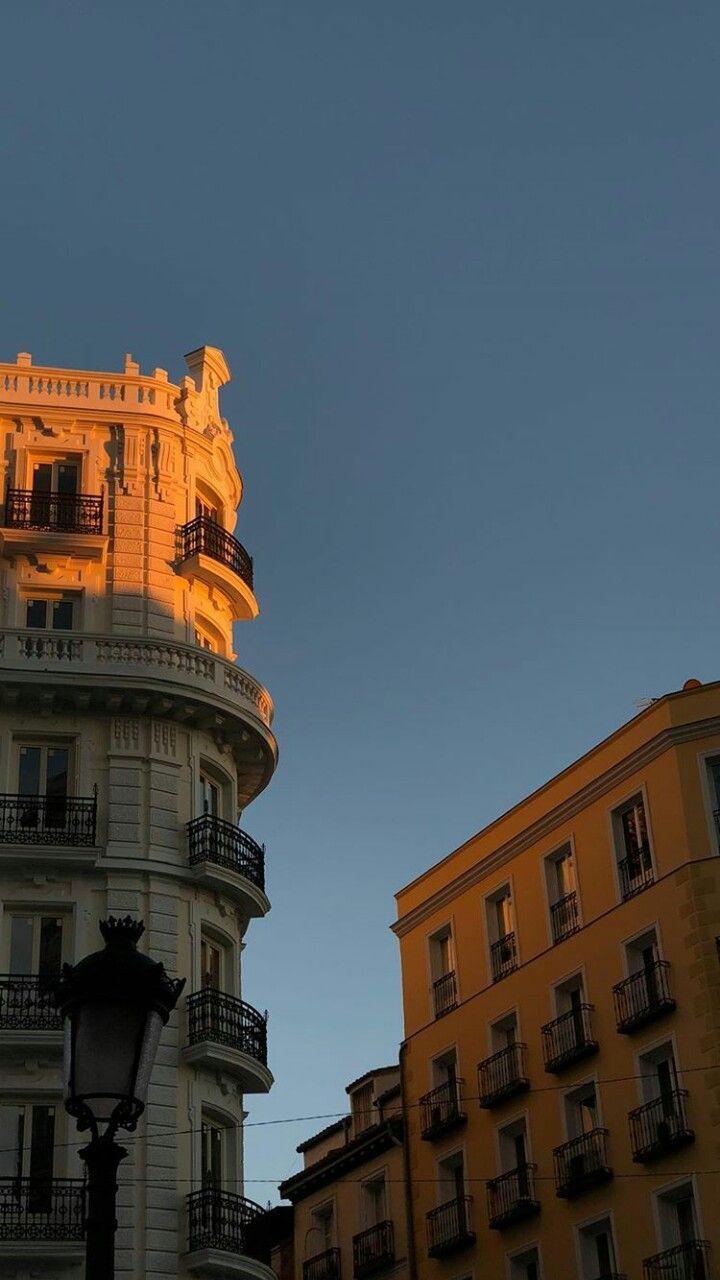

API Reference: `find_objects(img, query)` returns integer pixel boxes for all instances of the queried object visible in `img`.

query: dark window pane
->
[56,464,78,495]
[39,918,63,981]
[9,918,33,974]
[45,749,69,797]
[31,464,52,494]
[52,600,74,630]
[28,1106,54,1212]
[26,599,47,629]
[18,747,42,796]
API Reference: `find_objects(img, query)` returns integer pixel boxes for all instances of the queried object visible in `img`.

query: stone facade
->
[0,347,278,1280]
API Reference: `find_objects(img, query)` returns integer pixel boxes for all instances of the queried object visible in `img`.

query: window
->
[0,1102,56,1212]
[509,1245,541,1280]
[577,1216,619,1279]
[639,1042,679,1106]
[201,1117,226,1188]
[437,1150,465,1204]
[545,845,580,942]
[498,1116,530,1177]
[564,1081,600,1139]
[18,743,70,799]
[32,461,79,495]
[655,1182,701,1250]
[613,793,654,898]
[485,886,517,981]
[26,597,75,631]
[361,1175,387,1228]
[6,913,64,979]
[490,1011,519,1053]
[432,1048,458,1091]
[429,926,457,1017]
[194,627,216,652]
[200,936,224,991]
[198,771,220,818]
[351,1083,374,1138]
[705,757,720,845]
[310,1202,335,1253]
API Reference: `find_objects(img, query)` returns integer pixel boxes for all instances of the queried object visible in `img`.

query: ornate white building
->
[0,347,278,1280]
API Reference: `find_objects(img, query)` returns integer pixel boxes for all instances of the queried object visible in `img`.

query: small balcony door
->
[620,797,652,877]
[362,1176,387,1229]
[0,1102,56,1212]
[8,914,63,981]
[199,773,220,819]
[196,497,219,523]
[200,938,223,991]
[17,744,70,830]
[31,461,79,528]
[201,1119,225,1189]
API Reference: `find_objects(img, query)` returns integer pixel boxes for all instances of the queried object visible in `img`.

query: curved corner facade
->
[0,347,278,1280]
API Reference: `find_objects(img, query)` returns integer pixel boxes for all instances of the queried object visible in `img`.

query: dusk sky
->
[3,3,720,1194]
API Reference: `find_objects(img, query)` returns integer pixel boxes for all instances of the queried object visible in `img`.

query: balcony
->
[420,1079,466,1140]
[183,989,272,1093]
[553,1128,612,1198]
[542,1004,598,1073]
[0,793,97,847]
[0,1177,85,1270]
[643,1240,710,1280]
[426,1196,474,1257]
[550,891,581,943]
[188,815,268,917]
[1,488,106,561]
[177,516,257,620]
[490,932,518,982]
[613,961,676,1033]
[432,971,457,1019]
[629,1090,694,1162]
[304,1248,342,1280]
[185,1187,275,1280]
[353,1222,395,1278]
[0,974,64,1054]
[619,851,654,900]
[478,1042,529,1108]
[487,1165,540,1230]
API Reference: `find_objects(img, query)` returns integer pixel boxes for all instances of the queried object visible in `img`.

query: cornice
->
[392,715,720,937]
[280,1117,403,1203]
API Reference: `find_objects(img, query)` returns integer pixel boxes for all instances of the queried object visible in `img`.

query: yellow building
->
[393,679,720,1280]
[278,1067,410,1280]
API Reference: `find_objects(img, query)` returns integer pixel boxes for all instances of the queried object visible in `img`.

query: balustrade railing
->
[486,1164,539,1229]
[426,1195,474,1256]
[0,974,63,1031]
[618,850,654,899]
[490,932,517,982]
[353,1221,395,1278]
[642,1240,710,1280]
[4,488,103,534]
[178,516,253,590]
[542,1004,598,1072]
[304,1247,342,1280]
[432,971,457,1019]
[187,988,267,1064]
[0,1177,85,1239]
[550,891,580,943]
[419,1079,466,1139]
[0,793,97,846]
[187,1187,266,1258]
[478,1042,529,1108]
[613,961,675,1033]
[187,814,265,892]
[629,1090,693,1162]
[553,1128,612,1197]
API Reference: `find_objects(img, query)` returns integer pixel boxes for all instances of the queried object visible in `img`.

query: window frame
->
[573,1209,621,1280]
[607,783,656,900]
[541,837,581,944]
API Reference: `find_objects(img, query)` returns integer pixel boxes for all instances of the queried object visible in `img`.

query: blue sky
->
[2,2,720,1194]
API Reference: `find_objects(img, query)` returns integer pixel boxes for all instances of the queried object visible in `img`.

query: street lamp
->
[54,916,185,1280]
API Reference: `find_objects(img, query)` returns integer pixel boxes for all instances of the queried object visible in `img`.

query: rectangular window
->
[429,926,457,1018]
[485,886,517,981]
[201,1119,225,1187]
[0,1102,56,1212]
[199,773,220,817]
[545,845,580,943]
[200,938,223,990]
[361,1175,387,1228]
[577,1216,619,1280]
[8,914,64,978]
[509,1246,541,1280]
[351,1083,374,1138]
[311,1203,335,1251]
[26,598,75,631]
[613,793,654,898]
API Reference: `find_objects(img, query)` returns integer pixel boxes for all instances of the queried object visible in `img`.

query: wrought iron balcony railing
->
[490,932,517,982]
[0,1177,85,1239]
[4,487,103,534]
[478,1042,529,1108]
[419,1079,466,1140]
[613,961,675,1033]
[542,1004,598,1072]
[0,793,97,846]
[629,1090,694,1162]
[304,1247,342,1280]
[618,850,654,899]
[187,989,267,1065]
[426,1195,474,1257]
[486,1164,540,1230]
[187,814,265,892]
[432,971,457,1019]
[187,1187,267,1259]
[553,1128,612,1198]
[178,516,254,590]
[0,974,63,1031]
[642,1239,710,1280]
[550,890,581,943]
[353,1221,395,1278]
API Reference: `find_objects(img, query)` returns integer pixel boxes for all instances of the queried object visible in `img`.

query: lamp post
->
[54,916,185,1280]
